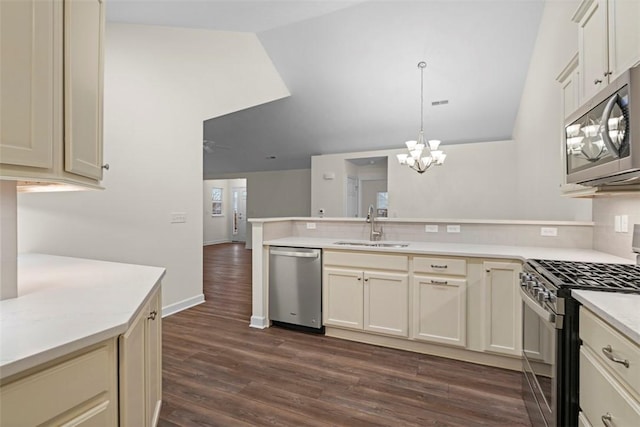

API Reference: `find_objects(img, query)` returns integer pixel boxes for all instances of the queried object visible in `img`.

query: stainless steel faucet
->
[366,204,383,241]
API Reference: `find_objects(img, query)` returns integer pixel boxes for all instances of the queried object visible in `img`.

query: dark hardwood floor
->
[158,243,532,426]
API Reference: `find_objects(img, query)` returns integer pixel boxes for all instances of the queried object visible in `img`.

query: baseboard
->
[203,239,231,246]
[162,294,205,317]
[250,315,268,329]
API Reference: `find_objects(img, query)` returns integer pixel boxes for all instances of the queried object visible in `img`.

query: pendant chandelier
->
[396,61,447,174]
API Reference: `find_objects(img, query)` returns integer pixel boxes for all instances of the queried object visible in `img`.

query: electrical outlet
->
[306,222,316,230]
[425,225,439,233]
[447,225,460,233]
[540,227,558,237]
[170,212,186,223]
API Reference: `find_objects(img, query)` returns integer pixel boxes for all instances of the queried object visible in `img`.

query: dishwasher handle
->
[270,248,320,258]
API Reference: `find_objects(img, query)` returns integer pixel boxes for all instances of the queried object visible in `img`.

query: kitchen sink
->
[333,241,409,248]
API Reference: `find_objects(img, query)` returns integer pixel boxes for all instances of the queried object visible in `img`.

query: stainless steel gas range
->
[519,259,640,427]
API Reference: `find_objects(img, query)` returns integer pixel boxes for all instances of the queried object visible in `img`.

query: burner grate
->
[531,259,640,293]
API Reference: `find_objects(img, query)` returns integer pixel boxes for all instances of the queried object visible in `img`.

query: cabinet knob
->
[102,163,110,170]
[364,278,369,282]
[601,413,613,427]
[604,70,613,77]
[147,310,157,320]
[594,78,603,85]
[357,277,362,281]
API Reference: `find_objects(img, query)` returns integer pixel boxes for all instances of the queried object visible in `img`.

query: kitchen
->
[2,0,640,426]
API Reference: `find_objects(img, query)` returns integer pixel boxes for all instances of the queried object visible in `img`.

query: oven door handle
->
[520,287,557,327]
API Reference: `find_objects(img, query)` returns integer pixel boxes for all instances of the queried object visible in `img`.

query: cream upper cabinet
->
[0,0,105,188]
[573,0,640,101]
[119,287,162,427]
[481,261,522,357]
[64,0,104,180]
[0,0,55,169]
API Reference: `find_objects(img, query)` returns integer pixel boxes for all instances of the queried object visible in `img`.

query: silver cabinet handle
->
[602,345,629,368]
[431,264,447,269]
[430,280,448,285]
[604,70,613,76]
[601,412,613,427]
[594,78,603,85]
[102,163,110,170]
[147,310,157,320]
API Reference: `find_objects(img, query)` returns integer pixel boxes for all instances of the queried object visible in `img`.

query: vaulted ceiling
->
[106,0,545,175]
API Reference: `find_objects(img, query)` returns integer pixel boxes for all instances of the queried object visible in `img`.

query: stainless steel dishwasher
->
[269,246,323,332]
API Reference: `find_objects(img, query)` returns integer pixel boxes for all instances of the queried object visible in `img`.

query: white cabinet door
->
[64,0,104,180]
[412,275,467,347]
[119,301,147,427]
[482,261,522,356]
[323,267,364,330]
[364,271,409,337]
[608,0,640,80]
[0,0,55,168]
[577,0,608,100]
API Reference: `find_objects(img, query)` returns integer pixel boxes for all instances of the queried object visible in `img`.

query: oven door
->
[521,288,558,427]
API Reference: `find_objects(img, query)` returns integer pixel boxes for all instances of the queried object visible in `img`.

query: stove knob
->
[537,291,550,302]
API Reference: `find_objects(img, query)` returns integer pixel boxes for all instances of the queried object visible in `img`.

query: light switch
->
[614,215,621,232]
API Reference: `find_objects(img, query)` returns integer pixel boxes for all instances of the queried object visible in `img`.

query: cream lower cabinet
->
[0,340,118,426]
[119,287,162,427]
[323,251,409,338]
[411,256,468,347]
[481,261,522,356]
[579,307,640,426]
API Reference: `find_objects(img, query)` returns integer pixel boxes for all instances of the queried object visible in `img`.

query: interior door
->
[231,187,246,242]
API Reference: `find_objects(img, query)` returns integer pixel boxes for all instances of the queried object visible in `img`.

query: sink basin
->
[334,241,409,248]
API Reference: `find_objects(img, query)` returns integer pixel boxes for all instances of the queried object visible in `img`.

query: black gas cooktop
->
[528,259,640,293]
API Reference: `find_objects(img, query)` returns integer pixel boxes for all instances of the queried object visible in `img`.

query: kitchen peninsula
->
[250,217,634,371]
[0,254,165,426]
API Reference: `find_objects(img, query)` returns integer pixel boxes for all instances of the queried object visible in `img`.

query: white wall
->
[17,23,290,314]
[207,169,312,247]
[312,140,519,219]
[512,0,592,221]
[592,195,640,260]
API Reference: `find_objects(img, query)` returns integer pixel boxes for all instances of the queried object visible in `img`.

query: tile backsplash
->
[592,195,640,260]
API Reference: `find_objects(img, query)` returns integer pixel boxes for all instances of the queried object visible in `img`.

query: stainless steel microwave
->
[564,66,639,186]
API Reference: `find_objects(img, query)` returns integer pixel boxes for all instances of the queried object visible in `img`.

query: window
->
[211,187,223,216]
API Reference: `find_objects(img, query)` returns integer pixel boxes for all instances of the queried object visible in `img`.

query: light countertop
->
[0,254,165,380]
[263,237,634,264]
[573,290,640,344]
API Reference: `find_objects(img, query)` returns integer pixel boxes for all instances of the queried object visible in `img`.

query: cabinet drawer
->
[580,346,640,427]
[0,340,117,426]
[413,256,466,276]
[323,250,408,271]
[580,308,640,397]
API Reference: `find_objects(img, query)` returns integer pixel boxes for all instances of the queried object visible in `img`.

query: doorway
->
[231,186,247,242]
